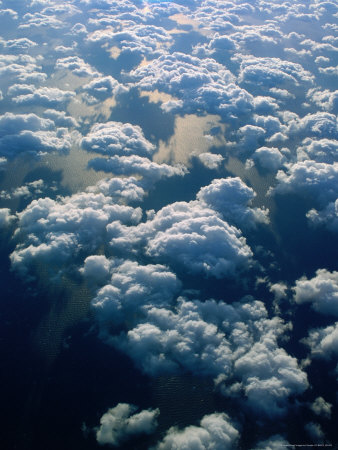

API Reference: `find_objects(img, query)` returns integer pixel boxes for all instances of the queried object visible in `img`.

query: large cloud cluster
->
[115,297,308,417]
[10,191,142,277]
[130,52,256,120]
[107,178,264,278]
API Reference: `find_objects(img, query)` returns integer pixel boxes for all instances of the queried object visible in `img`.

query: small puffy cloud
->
[0,54,47,83]
[80,255,112,285]
[82,76,126,101]
[253,146,285,171]
[237,124,265,149]
[237,55,314,89]
[0,179,45,200]
[0,156,7,169]
[198,152,224,169]
[251,434,291,450]
[293,269,338,316]
[305,422,325,443]
[19,12,64,30]
[196,177,269,228]
[0,9,18,20]
[55,56,100,77]
[82,121,155,157]
[307,199,338,231]
[308,88,338,113]
[269,282,288,301]
[43,109,79,128]
[0,208,15,227]
[297,138,338,164]
[0,37,37,51]
[303,322,338,359]
[310,397,332,419]
[11,86,75,107]
[88,155,187,186]
[71,22,87,35]
[0,112,73,158]
[96,403,159,447]
[271,161,338,205]
[155,413,239,450]
[285,112,338,139]
[94,176,146,202]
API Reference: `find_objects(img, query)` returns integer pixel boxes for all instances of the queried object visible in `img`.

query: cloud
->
[0,54,47,83]
[81,121,155,157]
[55,56,100,77]
[251,434,291,450]
[296,138,338,164]
[306,199,338,231]
[82,76,127,101]
[284,112,338,139]
[154,413,239,450]
[42,109,79,128]
[87,24,173,57]
[19,12,65,29]
[79,255,112,285]
[117,297,308,417]
[198,152,224,169]
[91,260,181,330]
[237,55,314,89]
[11,86,75,107]
[0,208,15,227]
[305,422,325,443]
[0,179,46,200]
[196,177,269,228]
[96,403,159,447]
[89,155,186,186]
[293,269,338,316]
[303,322,338,359]
[130,52,256,120]
[253,146,285,171]
[0,112,74,158]
[106,178,267,278]
[93,176,146,202]
[271,161,338,205]
[310,397,332,419]
[10,191,142,277]
[140,206,252,278]
[0,37,38,51]
[308,89,338,113]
